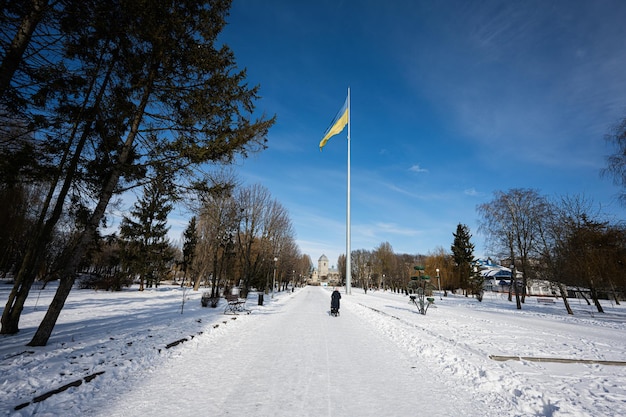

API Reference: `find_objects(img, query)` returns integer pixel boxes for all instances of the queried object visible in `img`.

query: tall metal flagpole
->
[346,87,351,295]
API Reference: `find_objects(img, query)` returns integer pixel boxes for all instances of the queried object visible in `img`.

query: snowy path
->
[4,283,626,416]
[88,286,482,417]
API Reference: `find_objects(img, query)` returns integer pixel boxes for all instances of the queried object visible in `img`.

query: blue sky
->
[171,0,626,267]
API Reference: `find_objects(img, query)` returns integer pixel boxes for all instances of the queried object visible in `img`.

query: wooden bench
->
[537,298,555,304]
[224,293,250,315]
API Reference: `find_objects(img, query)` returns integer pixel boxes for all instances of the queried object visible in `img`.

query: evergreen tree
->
[2,0,274,345]
[119,174,174,291]
[180,216,197,288]
[451,223,475,295]
[468,263,484,302]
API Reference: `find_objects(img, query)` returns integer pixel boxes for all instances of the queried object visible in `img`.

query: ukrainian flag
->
[319,97,349,151]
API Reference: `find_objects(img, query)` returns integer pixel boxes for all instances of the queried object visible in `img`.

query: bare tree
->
[602,115,626,206]
[337,254,346,287]
[295,254,313,287]
[533,198,574,314]
[195,184,239,295]
[350,249,372,293]
[393,253,416,294]
[424,247,455,297]
[478,189,549,308]
[372,242,396,290]
[550,195,625,313]
[235,184,294,296]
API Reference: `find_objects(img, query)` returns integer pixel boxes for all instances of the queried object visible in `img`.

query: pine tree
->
[180,216,197,288]
[451,223,475,296]
[119,175,174,291]
[468,264,484,302]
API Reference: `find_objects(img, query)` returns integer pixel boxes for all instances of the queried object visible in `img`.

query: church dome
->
[319,254,328,262]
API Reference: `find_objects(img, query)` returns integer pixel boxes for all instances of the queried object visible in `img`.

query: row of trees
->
[76,175,312,298]
[334,227,477,298]
[0,0,274,346]
[181,180,312,298]
[328,190,624,316]
[478,189,626,314]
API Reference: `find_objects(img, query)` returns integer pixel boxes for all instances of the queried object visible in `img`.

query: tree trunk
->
[508,281,512,302]
[589,285,604,314]
[0,0,48,96]
[558,283,573,315]
[609,279,621,306]
[577,287,591,305]
[513,275,522,310]
[1,53,112,335]
[27,75,154,346]
[0,250,40,334]
[193,270,202,291]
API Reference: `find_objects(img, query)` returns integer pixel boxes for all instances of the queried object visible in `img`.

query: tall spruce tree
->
[180,216,198,288]
[119,174,174,291]
[451,223,475,296]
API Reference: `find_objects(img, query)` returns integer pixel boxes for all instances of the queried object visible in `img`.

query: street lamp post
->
[436,268,441,300]
[272,257,278,298]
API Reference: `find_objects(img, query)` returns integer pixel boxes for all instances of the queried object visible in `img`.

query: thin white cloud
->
[384,183,419,198]
[409,164,428,173]
[464,188,483,197]
[374,222,421,237]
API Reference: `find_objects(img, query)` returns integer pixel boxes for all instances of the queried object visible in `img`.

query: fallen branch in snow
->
[489,355,626,366]
[14,330,208,410]
[2,350,35,361]
[165,338,189,349]
[14,371,105,410]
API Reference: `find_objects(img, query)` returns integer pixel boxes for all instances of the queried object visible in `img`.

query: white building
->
[309,254,341,286]
[477,259,558,297]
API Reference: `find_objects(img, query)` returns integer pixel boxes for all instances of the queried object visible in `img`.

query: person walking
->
[330,288,341,316]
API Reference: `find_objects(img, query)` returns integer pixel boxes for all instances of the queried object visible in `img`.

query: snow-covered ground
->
[1,281,625,416]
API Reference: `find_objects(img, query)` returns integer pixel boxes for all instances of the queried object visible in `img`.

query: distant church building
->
[309,254,341,286]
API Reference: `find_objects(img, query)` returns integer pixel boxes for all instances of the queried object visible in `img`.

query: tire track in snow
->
[356,302,489,358]
[348,301,532,416]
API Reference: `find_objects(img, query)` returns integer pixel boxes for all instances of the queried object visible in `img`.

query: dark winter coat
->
[331,290,341,310]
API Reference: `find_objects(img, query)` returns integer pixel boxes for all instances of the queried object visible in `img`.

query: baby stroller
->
[330,289,341,316]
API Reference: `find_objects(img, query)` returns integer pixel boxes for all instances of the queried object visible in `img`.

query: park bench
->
[537,297,555,304]
[224,293,251,315]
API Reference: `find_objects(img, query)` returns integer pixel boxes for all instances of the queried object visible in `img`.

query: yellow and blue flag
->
[319,97,349,151]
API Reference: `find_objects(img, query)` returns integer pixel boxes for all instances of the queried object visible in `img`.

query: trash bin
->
[258,293,264,306]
